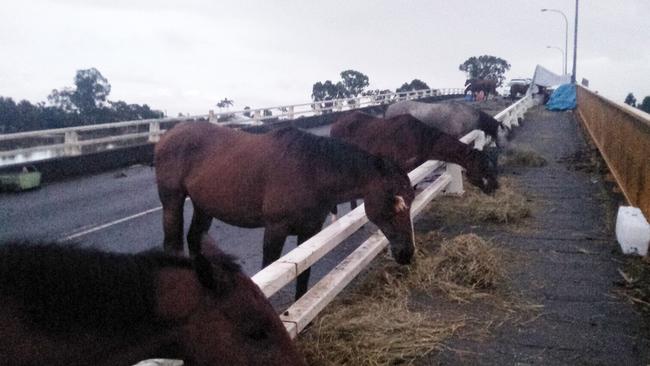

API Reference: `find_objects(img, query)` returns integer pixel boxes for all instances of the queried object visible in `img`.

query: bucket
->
[615,206,650,256]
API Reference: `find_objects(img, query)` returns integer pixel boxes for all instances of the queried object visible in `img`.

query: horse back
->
[331,113,429,170]
[155,123,315,226]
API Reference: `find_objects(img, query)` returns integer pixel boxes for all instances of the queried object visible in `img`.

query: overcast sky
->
[1,0,648,116]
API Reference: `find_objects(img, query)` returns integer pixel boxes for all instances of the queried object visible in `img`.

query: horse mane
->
[271,126,404,179]
[0,241,239,335]
[386,113,447,147]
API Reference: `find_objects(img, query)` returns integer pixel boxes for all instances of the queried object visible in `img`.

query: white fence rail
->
[253,94,536,338]
[0,87,463,166]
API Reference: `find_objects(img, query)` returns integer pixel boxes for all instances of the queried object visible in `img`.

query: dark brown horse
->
[154,122,415,299]
[331,112,499,194]
[465,79,498,99]
[0,240,305,366]
[384,100,508,147]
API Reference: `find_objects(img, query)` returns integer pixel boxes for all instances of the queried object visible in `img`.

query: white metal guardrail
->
[0,87,464,166]
[253,93,536,338]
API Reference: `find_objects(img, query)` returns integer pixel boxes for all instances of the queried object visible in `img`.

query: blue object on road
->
[546,83,576,111]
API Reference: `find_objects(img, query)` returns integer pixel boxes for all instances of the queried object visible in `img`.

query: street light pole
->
[572,0,579,84]
[541,8,568,75]
[546,46,565,74]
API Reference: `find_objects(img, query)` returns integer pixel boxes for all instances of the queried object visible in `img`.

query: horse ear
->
[193,254,236,296]
[394,195,409,213]
[194,254,218,290]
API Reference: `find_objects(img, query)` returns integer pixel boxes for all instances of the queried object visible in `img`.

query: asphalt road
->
[0,122,375,308]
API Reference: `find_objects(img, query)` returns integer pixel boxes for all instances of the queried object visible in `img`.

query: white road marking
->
[61,206,163,241]
[60,198,192,241]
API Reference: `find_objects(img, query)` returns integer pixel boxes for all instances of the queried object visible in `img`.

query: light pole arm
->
[541,8,569,75]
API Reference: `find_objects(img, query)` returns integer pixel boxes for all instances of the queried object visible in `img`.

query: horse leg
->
[262,223,289,268]
[294,219,326,300]
[160,190,186,255]
[187,206,213,256]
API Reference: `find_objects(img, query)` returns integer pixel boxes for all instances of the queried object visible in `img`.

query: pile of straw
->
[499,148,548,167]
[297,233,507,365]
[426,177,531,224]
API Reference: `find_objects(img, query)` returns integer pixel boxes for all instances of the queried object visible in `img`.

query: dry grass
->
[297,233,512,365]
[425,177,531,224]
[499,148,548,167]
[616,257,650,322]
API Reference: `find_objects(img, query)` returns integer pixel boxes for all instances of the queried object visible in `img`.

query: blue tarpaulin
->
[546,83,576,111]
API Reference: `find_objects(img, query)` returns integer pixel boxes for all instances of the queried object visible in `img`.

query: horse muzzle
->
[391,244,414,265]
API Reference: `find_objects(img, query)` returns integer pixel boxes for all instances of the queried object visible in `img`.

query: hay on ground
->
[298,233,508,365]
[426,177,531,224]
[499,148,548,167]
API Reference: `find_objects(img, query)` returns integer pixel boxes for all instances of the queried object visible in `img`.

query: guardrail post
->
[208,110,215,122]
[314,103,321,116]
[444,163,464,195]
[148,121,161,143]
[287,106,294,119]
[253,110,261,121]
[64,131,81,156]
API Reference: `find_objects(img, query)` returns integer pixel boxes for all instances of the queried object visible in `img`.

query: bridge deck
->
[418,106,650,365]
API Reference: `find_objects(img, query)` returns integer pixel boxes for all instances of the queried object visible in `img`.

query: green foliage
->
[459,55,511,86]
[311,69,370,102]
[311,80,348,102]
[640,96,650,114]
[1,68,163,133]
[624,93,637,107]
[340,70,369,97]
[396,79,430,93]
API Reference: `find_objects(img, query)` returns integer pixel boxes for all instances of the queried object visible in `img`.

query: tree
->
[71,68,111,115]
[216,98,234,109]
[311,69,370,103]
[311,81,347,102]
[0,97,19,133]
[459,55,511,86]
[396,79,430,93]
[340,70,369,97]
[2,67,163,133]
[624,93,637,107]
[640,96,650,114]
[47,88,76,112]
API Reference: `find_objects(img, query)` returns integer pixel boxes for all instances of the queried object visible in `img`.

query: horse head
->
[465,149,499,194]
[178,244,306,366]
[363,157,416,265]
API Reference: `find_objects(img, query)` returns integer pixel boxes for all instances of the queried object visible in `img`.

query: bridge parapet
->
[576,85,650,219]
[0,88,463,167]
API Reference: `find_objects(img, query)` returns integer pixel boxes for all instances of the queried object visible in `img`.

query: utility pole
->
[571,0,579,83]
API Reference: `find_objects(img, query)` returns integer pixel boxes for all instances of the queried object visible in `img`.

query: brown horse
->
[331,112,499,194]
[0,240,305,366]
[154,122,415,299]
[465,79,498,99]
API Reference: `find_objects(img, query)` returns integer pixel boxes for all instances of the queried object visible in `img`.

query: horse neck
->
[423,131,476,170]
[315,162,380,204]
